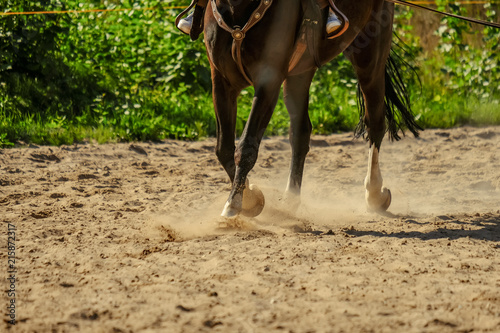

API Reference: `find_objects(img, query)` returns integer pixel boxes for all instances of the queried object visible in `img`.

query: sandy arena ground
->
[1,126,499,332]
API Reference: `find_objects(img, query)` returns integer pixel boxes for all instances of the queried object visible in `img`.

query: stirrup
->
[175,1,206,41]
[326,9,342,35]
[326,0,349,39]
[177,13,193,34]
[175,0,198,36]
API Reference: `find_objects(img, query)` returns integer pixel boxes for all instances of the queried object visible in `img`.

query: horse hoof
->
[282,190,301,213]
[221,200,240,218]
[366,187,391,212]
[241,184,265,217]
[380,188,391,211]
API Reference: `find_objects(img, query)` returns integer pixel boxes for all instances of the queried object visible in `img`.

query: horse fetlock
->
[221,183,265,218]
[364,176,383,192]
[366,187,391,212]
[235,145,259,170]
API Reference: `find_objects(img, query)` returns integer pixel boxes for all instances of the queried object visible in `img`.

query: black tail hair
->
[355,41,423,141]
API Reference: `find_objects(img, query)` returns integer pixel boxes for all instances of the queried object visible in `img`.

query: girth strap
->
[211,0,274,84]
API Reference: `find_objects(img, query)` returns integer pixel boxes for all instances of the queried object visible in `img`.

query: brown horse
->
[202,0,421,218]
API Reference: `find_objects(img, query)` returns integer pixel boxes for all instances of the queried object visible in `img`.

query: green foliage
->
[0,1,499,146]
[309,57,359,134]
[1,0,215,144]
[59,0,214,141]
[397,2,500,128]
[0,0,114,127]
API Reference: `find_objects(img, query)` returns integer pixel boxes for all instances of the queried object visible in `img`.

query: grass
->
[2,87,500,148]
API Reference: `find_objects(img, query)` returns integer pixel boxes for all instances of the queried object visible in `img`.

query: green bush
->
[1,0,499,147]
[397,1,500,128]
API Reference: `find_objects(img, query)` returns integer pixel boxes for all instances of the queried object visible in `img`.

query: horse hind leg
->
[358,78,392,212]
[346,54,392,211]
[365,143,392,211]
[283,69,316,207]
[346,16,393,212]
[359,72,392,212]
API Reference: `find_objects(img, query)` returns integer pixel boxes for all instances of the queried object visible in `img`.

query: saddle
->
[176,0,349,83]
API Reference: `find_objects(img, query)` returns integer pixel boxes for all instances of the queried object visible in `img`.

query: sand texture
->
[1,126,499,332]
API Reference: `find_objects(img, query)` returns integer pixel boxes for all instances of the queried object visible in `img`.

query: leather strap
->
[305,2,322,68]
[190,5,206,40]
[211,0,274,84]
[317,0,329,9]
[210,0,351,83]
[288,30,308,72]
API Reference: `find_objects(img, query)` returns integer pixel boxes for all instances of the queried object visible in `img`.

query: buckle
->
[232,27,245,40]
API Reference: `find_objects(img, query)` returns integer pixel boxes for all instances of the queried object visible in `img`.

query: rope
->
[388,0,500,28]
[412,1,497,3]
[0,6,186,16]
[413,0,499,3]
[1,1,499,17]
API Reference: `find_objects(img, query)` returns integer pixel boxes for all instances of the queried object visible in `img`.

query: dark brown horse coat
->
[200,0,420,217]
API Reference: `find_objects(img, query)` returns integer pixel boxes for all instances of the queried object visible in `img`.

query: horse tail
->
[355,40,423,141]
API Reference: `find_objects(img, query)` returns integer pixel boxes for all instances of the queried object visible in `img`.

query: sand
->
[1,126,499,332]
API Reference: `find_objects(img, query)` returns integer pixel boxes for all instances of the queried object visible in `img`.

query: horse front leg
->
[212,68,239,183]
[221,79,282,218]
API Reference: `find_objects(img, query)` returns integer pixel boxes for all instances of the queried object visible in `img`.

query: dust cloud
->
[3,127,498,332]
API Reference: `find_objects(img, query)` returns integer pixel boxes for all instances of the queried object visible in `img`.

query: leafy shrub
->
[396,1,500,127]
[1,0,499,147]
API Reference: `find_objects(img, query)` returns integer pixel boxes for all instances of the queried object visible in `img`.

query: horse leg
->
[283,69,316,204]
[221,80,282,218]
[365,141,391,211]
[212,68,239,183]
[359,71,392,211]
[357,72,392,212]
[346,12,393,212]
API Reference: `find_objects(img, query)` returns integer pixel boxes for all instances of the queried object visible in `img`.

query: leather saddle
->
[176,0,348,42]
[176,0,349,82]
